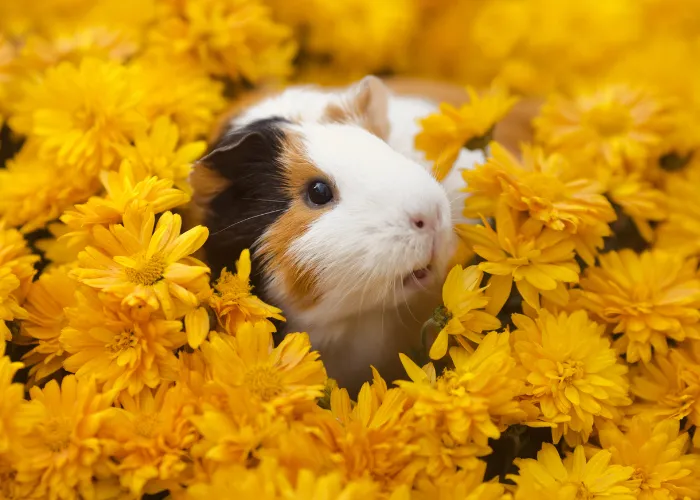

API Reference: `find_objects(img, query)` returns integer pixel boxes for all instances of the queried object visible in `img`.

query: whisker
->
[240,198,289,204]
[212,209,286,235]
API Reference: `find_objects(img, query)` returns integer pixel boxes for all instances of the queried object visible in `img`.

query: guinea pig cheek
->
[257,135,333,310]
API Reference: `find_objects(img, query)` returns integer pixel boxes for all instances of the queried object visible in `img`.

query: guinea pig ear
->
[324,75,391,141]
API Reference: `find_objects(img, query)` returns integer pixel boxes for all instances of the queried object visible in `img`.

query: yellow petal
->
[429,328,449,360]
[185,307,210,349]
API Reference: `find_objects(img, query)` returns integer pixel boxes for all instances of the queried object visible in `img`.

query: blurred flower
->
[416,87,518,181]
[578,249,700,363]
[509,443,635,500]
[457,206,580,311]
[512,310,631,445]
[598,417,700,499]
[428,264,501,360]
[608,174,668,242]
[656,167,700,257]
[0,340,25,482]
[71,206,210,320]
[209,249,285,336]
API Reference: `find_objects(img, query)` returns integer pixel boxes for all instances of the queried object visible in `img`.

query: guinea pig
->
[188,76,536,393]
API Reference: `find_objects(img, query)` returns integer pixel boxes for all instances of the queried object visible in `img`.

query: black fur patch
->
[198,117,293,294]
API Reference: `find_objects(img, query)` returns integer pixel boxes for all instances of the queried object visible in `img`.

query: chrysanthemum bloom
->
[71,206,210,320]
[598,417,700,499]
[20,265,79,384]
[209,249,285,336]
[428,264,501,360]
[509,443,635,500]
[534,83,672,172]
[0,224,39,341]
[104,383,200,496]
[512,310,632,445]
[0,341,26,493]
[61,159,190,239]
[656,166,700,257]
[411,459,510,500]
[398,332,531,456]
[14,375,119,499]
[457,206,580,311]
[119,116,207,193]
[184,457,381,500]
[60,288,186,396]
[462,143,616,264]
[629,341,700,446]
[147,0,295,83]
[10,57,148,174]
[578,249,700,363]
[415,86,518,181]
[608,174,668,242]
[200,325,326,412]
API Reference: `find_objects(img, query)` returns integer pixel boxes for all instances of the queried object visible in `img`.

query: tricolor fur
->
[191,76,490,392]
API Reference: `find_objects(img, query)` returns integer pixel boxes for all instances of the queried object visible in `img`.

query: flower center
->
[575,482,594,500]
[41,417,71,452]
[107,329,138,354]
[244,365,284,401]
[135,413,160,438]
[586,105,630,137]
[432,305,453,328]
[125,253,166,286]
[215,273,251,301]
[556,360,585,387]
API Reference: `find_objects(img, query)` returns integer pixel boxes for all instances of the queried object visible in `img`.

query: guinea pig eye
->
[306,180,334,206]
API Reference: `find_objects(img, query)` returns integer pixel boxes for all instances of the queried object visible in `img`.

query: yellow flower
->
[60,287,186,396]
[457,206,580,311]
[462,142,616,264]
[200,325,326,412]
[10,57,148,174]
[428,264,501,360]
[147,0,295,83]
[14,375,118,499]
[0,141,101,233]
[120,116,207,193]
[412,460,511,500]
[35,222,87,269]
[629,341,700,441]
[578,249,700,363]
[60,159,190,240]
[608,174,667,242]
[20,265,79,384]
[512,310,631,445]
[0,223,39,341]
[598,417,700,499]
[0,340,25,473]
[71,206,210,320]
[105,383,200,496]
[415,86,518,181]
[656,166,700,257]
[209,249,285,336]
[184,457,380,500]
[398,332,531,454]
[509,443,635,500]
[534,83,672,172]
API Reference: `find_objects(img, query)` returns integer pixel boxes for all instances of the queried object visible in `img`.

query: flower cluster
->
[3,0,700,498]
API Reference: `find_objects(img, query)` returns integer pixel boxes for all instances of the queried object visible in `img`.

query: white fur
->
[232,78,484,390]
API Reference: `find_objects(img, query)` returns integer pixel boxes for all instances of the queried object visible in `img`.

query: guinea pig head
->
[191,82,455,328]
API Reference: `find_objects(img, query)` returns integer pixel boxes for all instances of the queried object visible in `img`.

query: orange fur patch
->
[321,78,390,140]
[258,132,333,310]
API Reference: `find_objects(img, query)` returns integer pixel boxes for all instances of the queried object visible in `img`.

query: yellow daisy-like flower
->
[462,142,616,265]
[14,375,118,499]
[60,159,190,240]
[20,265,79,384]
[200,324,326,412]
[428,264,501,360]
[209,249,285,336]
[457,206,580,311]
[415,85,518,181]
[71,206,210,320]
[60,287,186,396]
[509,443,635,500]
[412,460,511,500]
[0,340,25,467]
[629,341,700,442]
[656,167,700,257]
[120,115,207,193]
[598,418,700,499]
[578,249,700,363]
[534,83,672,171]
[147,0,295,83]
[184,457,380,500]
[398,331,531,453]
[10,57,148,174]
[512,310,632,445]
[105,383,199,496]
